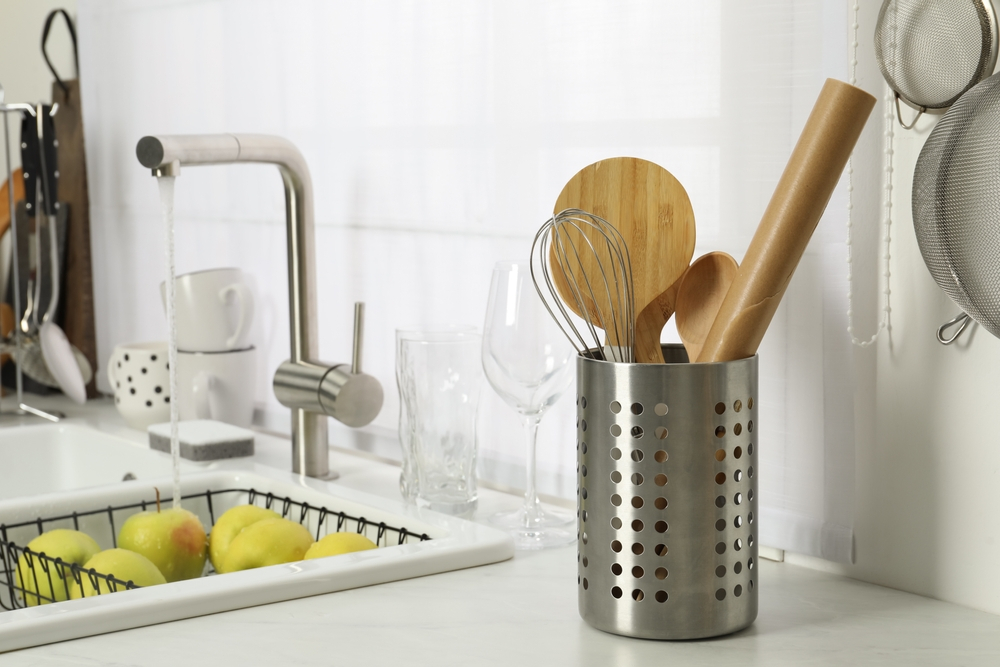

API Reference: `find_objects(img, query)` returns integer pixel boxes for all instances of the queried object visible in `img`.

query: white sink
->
[0,468,513,652]
[0,423,205,500]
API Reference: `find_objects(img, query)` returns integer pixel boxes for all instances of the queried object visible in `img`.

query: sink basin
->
[0,424,204,500]
[0,468,513,652]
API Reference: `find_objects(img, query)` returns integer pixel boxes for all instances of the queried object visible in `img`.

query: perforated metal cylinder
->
[576,345,758,640]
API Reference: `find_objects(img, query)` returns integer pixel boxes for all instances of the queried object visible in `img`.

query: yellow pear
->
[209,504,281,573]
[221,518,314,573]
[15,529,101,606]
[69,548,166,598]
[304,533,377,560]
[118,507,207,582]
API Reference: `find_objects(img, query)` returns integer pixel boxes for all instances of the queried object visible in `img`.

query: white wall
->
[796,109,1000,616]
[782,0,1000,617]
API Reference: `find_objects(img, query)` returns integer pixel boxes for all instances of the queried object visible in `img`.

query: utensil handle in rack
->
[699,79,876,363]
[634,278,680,363]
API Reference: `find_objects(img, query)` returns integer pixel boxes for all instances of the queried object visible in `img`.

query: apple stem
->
[155,487,161,513]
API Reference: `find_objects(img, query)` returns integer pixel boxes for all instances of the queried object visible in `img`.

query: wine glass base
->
[508,526,577,550]
[490,506,577,550]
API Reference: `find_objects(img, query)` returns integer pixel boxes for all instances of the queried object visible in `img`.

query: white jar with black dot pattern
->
[577,344,758,640]
[107,342,171,430]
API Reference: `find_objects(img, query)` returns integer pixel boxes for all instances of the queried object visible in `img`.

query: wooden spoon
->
[552,157,696,363]
[0,167,24,242]
[675,252,739,363]
[0,303,12,366]
[0,169,22,368]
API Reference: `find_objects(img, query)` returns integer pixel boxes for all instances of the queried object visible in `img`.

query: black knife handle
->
[19,111,39,220]
[39,106,58,215]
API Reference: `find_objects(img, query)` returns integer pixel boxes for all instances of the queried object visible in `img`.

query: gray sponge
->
[148,420,254,461]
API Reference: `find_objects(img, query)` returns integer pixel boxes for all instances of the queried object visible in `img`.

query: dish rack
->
[0,470,513,652]
[1,486,432,609]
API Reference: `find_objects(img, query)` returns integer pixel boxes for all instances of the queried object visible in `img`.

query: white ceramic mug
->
[160,268,255,352]
[107,341,171,430]
[175,347,256,428]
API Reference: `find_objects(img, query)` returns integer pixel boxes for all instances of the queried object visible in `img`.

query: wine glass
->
[483,260,576,549]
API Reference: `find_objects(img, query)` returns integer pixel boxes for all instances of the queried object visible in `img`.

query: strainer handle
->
[895,94,925,130]
[937,312,972,345]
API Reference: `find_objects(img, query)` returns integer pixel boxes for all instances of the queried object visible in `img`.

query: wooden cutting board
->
[52,80,99,398]
[553,157,696,363]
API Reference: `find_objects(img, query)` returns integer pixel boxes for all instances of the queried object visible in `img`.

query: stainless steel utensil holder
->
[577,344,758,639]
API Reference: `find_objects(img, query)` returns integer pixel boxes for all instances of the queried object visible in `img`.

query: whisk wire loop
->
[530,209,635,363]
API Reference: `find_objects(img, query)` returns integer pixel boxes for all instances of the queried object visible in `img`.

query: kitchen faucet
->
[136,134,383,479]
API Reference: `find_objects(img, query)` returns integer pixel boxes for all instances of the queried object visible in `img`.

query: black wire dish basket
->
[1,483,431,611]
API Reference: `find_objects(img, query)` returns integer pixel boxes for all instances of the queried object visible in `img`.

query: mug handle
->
[106,351,118,390]
[220,283,254,349]
[192,371,215,419]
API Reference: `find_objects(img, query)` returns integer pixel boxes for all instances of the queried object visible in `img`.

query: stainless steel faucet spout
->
[137,134,382,478]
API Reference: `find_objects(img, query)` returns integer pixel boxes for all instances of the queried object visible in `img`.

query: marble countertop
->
[5,398,1000,665]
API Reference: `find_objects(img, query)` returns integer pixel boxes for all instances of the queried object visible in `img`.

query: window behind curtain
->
[80,0,858,562]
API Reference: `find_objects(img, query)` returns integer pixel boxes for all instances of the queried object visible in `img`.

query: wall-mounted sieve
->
[576,344,758,640]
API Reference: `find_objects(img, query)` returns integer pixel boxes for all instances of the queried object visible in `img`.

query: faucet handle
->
[351,302,364,375]
[272,301,383,428]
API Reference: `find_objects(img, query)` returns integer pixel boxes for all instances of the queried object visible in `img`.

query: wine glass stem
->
[521,414,543,524]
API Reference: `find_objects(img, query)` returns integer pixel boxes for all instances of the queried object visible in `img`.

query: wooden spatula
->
[553,157,696,363]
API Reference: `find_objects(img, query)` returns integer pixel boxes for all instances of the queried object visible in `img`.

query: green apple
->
[118,507,207,582]
[209,504,281,573]
[304,533,377,560]
[221,518,314,573]
[15,529,101,606]
[69,548,166,598]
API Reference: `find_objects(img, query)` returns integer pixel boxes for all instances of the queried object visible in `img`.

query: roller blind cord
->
[845,0,893,347]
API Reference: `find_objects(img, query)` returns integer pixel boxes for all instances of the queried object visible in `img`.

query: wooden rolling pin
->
[699,79,876,363]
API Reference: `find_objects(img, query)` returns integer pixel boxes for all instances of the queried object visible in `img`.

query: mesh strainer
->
[913,71,1000,340]
[875,0,998,128]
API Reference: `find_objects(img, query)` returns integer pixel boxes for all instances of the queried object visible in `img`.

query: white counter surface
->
[4,398,1000,665]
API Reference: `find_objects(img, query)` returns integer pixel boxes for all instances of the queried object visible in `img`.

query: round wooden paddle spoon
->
[675,251,738,363]
[552,157,696,363]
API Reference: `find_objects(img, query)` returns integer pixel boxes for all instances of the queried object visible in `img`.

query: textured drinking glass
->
[396,329,482,515]
[395,326,477,504]
[483,260,575,549]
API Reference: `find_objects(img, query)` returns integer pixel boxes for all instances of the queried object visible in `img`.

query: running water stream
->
[158,175,182,509]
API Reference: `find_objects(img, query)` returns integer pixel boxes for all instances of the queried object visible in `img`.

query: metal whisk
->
[530,208,635,363]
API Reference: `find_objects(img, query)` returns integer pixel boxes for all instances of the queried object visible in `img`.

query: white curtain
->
[78,0,860,562]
